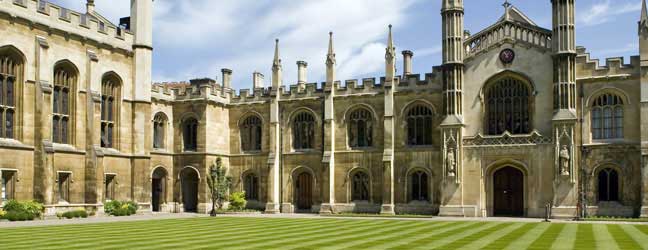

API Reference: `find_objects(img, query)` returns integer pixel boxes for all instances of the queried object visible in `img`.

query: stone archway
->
[151,167,167,212]
[180,168,199,212]
[493,166,524,217]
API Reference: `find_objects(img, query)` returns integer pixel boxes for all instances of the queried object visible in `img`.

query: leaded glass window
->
[240,115,262,152]
[53,64,75,144]
[351,172,370,201]
[591,94,623,140]
[598,168,619,202]
[0,55,19,139]
[348,108,373,148]
[153,113,167,149]
[244,173,259,200]
[183,118,198,151]
[101,74,120,148]
[410,171,428,202]
[485,77,531,135]
[407,105,433,146]
[293,112,315,150]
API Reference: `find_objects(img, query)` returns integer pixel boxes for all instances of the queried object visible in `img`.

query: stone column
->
[33,36,55,208]
[639,0,648,218]
[265,39,282,214]
[320,32,337,214]
[381,25,396,215]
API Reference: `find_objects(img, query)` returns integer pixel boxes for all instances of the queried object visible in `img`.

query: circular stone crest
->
[499,49,515,64]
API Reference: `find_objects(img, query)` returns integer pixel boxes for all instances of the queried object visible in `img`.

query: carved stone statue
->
[559,145,570,176]
[447,148,456,177]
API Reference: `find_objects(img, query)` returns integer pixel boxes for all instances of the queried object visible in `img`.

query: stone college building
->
[0,0,647,218]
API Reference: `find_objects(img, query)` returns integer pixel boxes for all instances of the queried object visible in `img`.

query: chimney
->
[297,61,308,90]
[86,0,95,13]
[221,68,232,89]
[402,50,413,76]
[253,72,265,89]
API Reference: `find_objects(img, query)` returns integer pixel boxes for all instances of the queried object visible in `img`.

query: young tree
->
[207,157,231,216]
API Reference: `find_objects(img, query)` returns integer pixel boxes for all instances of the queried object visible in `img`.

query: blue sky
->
[51,0,643,90]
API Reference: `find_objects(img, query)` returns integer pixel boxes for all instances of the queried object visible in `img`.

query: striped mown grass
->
[0,217,647,249]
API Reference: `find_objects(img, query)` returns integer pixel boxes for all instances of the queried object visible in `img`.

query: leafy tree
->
[207,157,231,216]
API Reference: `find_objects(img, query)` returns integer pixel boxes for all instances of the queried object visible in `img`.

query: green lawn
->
[1,217,647,249]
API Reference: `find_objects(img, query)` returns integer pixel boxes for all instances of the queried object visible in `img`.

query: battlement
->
[0,0,134,52]
[576,46,640,81]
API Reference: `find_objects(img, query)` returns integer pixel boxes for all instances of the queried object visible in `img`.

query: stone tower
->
[439,0,465,216]
[639,0,648,218]
[551,0,578,216]
[130,0,154,204]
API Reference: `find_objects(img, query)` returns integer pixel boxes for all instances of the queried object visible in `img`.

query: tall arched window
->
[407,105,433,146]
[351,171,370,201]
[244,173,259,201]
[410,171,428,202]
[240,115,262,152]
[485,77,531,135]
[591,94,623,140]
[52,62,76,144]
[183,117,198,151]
[348,108,373,148]
[598,168,619,202]
[153,113,167,149]
[0,50,22,139]
[293,112,315,150]
[101,73,120,148]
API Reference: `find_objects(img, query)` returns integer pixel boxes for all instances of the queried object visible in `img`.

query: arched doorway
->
[295,172,313,211]
[181,168,199,212]
[151,167,167,212]
[493,166,524,216]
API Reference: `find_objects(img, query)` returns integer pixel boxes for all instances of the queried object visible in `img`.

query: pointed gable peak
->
[642,0,648,23]
[498,5,537,26]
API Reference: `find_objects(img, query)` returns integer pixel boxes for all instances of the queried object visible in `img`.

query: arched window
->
[244,173,259,201]
[598,168,619,202]
[101,73,120,148]
[293,112,315,150]
[153,113,167,149]
[183,118,198,151]
[240,115,262,152]
[410,171,428,202]
[351,171,370,201]
[348,108,373,148]
[0,51,21,139]
[52,62,76,144]
[407,105,433,146]
[591,94,623,140]
[485,77,531,135]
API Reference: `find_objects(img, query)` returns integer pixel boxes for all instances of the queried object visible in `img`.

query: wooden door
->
[295,172,312,210]
[493,167,523,216]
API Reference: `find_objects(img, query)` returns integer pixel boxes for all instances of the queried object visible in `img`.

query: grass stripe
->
[573,224,596,250]
[386,221,483,249]
[481,222,538,249]
[635,224,648,236]
[592,224,618,250]
[607,224,642,250]
[503,223,551,250]
[431,222,513,250]
[231,219,391,250]
[340,221,455,249]
[620,225,648,250]
[527,223,566,249]
[302,221,432,250]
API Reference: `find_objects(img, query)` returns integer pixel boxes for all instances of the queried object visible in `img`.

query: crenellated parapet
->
[0,0,134,52]
[576,47,640,82]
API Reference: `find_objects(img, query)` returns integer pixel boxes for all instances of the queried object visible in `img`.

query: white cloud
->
[579,0,642,27]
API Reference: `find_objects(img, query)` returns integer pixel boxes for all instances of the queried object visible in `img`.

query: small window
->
[105,174,116,201]
[153,113,167,149]
[1,170,17,202]
[598,168,619,202]
[58,172,71,203]
[244,174,259,201]
[183,118,198,151]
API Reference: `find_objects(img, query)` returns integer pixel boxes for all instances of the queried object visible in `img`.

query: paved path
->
[1,212,645,228]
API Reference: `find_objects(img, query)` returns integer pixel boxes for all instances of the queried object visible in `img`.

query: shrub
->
[104,200,138,216]
[2,200,44,220]
[229,192,247,211]
[61,209,88,219]
[0,209,6,220]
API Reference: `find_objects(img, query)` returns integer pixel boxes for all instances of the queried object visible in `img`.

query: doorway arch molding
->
[483,159,529,217]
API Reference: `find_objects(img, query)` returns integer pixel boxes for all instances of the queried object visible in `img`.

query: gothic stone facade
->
[0,0,647,218]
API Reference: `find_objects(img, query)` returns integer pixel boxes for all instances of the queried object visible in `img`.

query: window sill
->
[53,143,84,154]
[0,139,33,150]
[586,139,633,146]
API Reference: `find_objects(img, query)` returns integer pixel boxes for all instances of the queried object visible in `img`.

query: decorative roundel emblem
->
[499,49,515,64]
